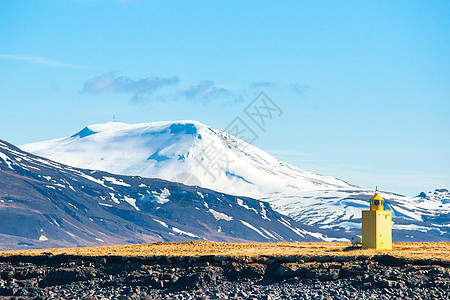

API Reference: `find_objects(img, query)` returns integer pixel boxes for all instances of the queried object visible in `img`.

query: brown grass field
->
[1,242,449,263]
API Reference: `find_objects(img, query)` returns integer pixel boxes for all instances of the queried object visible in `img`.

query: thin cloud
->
[181,80,237,103]
[0,54,91,69]
[82,73,180,101]
[82,72,305,104]
[250,81,277,88]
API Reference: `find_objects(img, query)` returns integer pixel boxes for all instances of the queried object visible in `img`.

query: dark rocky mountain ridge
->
[1,139,346,250]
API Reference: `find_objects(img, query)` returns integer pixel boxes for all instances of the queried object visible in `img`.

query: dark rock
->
[374,255,406,267]
[39,268,95,287]
[268,262,306,278]
[0,287,14,296]
[226,262,267,279]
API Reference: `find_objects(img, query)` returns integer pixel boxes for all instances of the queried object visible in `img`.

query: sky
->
[0,0,449,196]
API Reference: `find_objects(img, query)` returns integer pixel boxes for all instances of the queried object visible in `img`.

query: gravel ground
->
[0,253,449,299]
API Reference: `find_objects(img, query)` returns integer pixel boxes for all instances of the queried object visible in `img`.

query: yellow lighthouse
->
[362,190,392,250]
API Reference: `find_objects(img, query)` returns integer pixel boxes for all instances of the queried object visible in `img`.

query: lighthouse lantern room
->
[362,190,392,250]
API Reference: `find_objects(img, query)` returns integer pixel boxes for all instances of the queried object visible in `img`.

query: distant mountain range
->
[0,139,348,251]
[21,121,450,242]
[0,121,448,250]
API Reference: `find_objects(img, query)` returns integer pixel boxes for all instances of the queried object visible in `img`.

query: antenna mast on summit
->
[113,114,116,122]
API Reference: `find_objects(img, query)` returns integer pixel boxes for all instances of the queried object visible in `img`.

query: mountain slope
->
[20,121,450,241]
[1,139,347,250]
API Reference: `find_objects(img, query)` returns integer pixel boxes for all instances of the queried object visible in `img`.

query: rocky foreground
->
[0,250,449,300]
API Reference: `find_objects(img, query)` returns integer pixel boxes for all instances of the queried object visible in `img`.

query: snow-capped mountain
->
[418,189,450,204]
[1,139,346,250]
[20,121,450,241]
[263,189,450,241]
[21,121,353,199]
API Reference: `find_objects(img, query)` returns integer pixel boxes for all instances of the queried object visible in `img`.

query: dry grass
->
[1,242,449,262]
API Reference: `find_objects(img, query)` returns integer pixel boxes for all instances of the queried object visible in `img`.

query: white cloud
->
[82,73,180,102]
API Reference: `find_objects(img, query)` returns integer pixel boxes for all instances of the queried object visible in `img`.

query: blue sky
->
[0,0,449,196]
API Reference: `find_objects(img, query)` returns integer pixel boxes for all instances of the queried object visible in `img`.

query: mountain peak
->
[72,120,206,139]
[417,189,450,203]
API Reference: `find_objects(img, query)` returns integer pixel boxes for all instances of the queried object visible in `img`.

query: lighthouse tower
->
[362,190,392,250]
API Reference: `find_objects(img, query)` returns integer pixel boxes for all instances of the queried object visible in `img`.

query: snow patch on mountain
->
[152,188,171,204]
[103,176,131,187]
[240,220,269,239]
[209,209,233,221]
[172,227,200,238]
